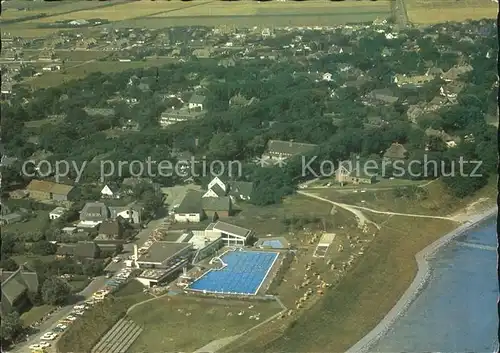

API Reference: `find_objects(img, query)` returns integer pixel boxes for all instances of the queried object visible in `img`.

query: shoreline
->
[346,206,497,353]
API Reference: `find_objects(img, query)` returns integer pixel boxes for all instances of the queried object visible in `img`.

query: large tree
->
[41,276,71,305]
[0,311,23,343]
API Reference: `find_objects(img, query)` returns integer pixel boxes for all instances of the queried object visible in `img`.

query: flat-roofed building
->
[136,242,193,287]
[210,221,253,246]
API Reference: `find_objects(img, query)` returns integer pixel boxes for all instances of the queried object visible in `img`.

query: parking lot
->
[27,268,134,353]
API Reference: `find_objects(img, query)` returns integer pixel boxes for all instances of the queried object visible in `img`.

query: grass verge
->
[56,293,150,353]
[20,305,56,327]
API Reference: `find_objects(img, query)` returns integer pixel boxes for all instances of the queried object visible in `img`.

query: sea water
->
[371,218,498,353]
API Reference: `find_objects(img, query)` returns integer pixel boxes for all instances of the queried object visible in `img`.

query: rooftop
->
[176,190,203,214]
[212,221,252,239]
[137,241,192,264]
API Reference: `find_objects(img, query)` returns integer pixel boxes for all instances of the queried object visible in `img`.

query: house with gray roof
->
[56,241,101,259]
[1,266,39,314]
[0,212,22,225]
[174,190,204,223]
[79,202,109,225]
[366,88,399,105]
[97,217,126,240]
[202,196,232,220]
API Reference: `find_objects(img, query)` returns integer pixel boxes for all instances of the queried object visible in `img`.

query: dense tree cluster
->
[1,20,496,204]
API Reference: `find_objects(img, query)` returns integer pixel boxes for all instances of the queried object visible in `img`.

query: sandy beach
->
[346,206,497,353]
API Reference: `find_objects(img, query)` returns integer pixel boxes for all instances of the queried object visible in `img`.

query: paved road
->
[12,277,107,353]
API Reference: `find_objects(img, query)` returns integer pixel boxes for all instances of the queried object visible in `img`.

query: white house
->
[174,190,203,223]
[49,207,68,220]
[109,207,141,224]
[101,184,119,199]
[322,73,333,82]
[203,176,227,198]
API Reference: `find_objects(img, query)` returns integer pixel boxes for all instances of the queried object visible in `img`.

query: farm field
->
[1,25,67,38]
[150,0,390,17]
[405,0,496,23]
[127,295,282,353]
[114,12,389,29]
[1,0,116,20]
[28,0,215,23]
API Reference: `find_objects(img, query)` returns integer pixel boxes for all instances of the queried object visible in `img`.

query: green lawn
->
[229,194,355,236]
[20,304,56,327]
[12,255,56,267]
[68,279,91,293]
[24,116,65,128]
[113,280,145,297]
[3,210,50,234]
[128,296,282,353]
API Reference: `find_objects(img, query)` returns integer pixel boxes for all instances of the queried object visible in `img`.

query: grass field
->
[1,25,67,38]
[127,295,282,353]
[316,177,496,216]
[2,211,50,234]
[1,0,115,20]
[29,0,214,23]
[24,58,177,89]
[229,194,354,236]
[113,11,389,29]
[150,0,390,17]
[405,0,496,23]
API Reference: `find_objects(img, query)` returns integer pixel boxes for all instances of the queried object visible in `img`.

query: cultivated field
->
[405,0,497,23]
[127,295,282,353]
[1,25,67,38]
[114,12,390,29]
[150,0,390,17]
[28,0,215,23]
[1,0,114,20]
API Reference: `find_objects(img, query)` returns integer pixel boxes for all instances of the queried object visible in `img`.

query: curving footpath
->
[346,206,497,353]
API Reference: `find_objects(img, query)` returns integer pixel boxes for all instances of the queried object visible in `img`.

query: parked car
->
[40,333,57,341]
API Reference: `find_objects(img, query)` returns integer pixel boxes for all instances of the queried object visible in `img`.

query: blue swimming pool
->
[189,251,279,295]
[261,240,284,249]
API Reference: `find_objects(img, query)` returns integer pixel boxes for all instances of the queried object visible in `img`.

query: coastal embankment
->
[346,206,497,353]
